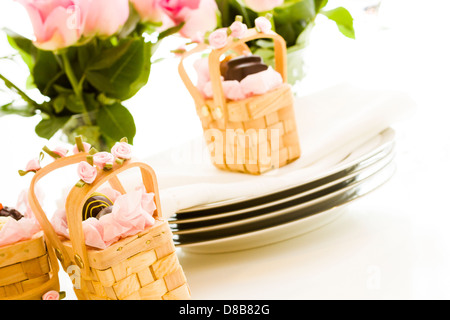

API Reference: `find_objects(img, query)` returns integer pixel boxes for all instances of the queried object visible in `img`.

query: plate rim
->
[175,162,396,251]
[171,144,395,224]
[176,128,396,214]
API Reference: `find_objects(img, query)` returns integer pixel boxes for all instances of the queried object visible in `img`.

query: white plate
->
[175,162,396,254]
[176,128,396,215]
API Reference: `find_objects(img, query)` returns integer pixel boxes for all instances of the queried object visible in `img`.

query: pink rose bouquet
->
[0,0,218,151]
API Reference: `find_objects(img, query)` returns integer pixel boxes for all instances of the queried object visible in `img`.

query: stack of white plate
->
[169,128,397,254]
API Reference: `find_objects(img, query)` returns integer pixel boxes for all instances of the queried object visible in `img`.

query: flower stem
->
[61,52,92,125]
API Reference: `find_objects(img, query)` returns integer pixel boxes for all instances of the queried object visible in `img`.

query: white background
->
[1,0,450,300]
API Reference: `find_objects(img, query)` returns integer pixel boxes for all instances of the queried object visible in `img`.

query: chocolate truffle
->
[225,55,269,82]
[82,193,113,220]
[0,203,23,221]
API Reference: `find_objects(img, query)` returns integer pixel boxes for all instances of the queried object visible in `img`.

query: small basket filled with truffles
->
[27,137,191,300]
[179,16,301,175]
[0,195,61,300]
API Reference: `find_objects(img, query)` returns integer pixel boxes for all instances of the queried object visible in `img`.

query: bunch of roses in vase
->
[0,0,219,150]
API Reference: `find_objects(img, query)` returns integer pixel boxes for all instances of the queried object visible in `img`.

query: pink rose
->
[255,16,272,33]
[131,0,164,23]
[93,152,115,169]
[160,0,201,23]
[111,142,132,160]
[208,28,228,49]
[177,0,219,43]
[73,142,91,154]
[229,21,248,39]
[42,290,60,300]
[244,0,284,12]
[25,158,41,172]
[77,161,97,184]
[16,0,82,51]
[78,0,130,37]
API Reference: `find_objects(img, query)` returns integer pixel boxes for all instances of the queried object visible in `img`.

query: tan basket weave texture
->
[62,221,190,300]
[0,234,60,300]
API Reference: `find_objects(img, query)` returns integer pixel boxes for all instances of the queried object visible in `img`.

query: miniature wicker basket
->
[0,233,60,300]
[29,153,191,300]
[179,28,301,175]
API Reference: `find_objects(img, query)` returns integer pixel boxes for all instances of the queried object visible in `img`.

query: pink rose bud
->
[52,147,68,158]
[25,158,41,172]
[111,142,132,160]
[130,0,164,23]
[78,0,130,37]
[77,161,97,184]
[208,28,228,49]
[255,17,272,33]
[177,0,219,43]
[73,142,91,154]
[16,0,82,51]
[244,0,284,12]
[229,21,248,39]
[42,290,60,300]
[93,152,115,169]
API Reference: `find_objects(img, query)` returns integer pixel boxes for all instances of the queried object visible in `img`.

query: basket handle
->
[28,153,90,269]
[178,40,254,108]
[64,160,162,277]
[208,29,288,120]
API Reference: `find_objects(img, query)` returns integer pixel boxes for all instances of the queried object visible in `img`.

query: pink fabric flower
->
[77,161,97,184]
[25,158,41,172]
[255,16,272,33]
[42,290,60,300]
[93,152,115,170]
[73,142,91,154]
[16,0,82,51]
[52,147,68,158]
[229,21,248,39]
[77,0,130,37]
[244,0,284,12]
[208,28,228,49]
[130,0,164,23]
[111,142,132,160]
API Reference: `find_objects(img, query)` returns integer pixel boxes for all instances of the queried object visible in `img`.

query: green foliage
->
[0,10,159,150]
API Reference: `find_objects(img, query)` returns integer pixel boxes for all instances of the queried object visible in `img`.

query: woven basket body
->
[61,221,189,300]
[0,233,60,300]
[179,29,301,174]
[29,154,190,300]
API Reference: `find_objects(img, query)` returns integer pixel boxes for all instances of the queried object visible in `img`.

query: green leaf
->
[86,40,134,71]
[35,116,70,139]
[320,7,355,39]
[158,22,185,41]
[0,102,35,117]
[5,29,37,71]
[85,38,152,101]
[33,50,64,97]
[97,103,136,144]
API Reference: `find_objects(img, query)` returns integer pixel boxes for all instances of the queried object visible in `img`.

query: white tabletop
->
[1,0,450,300]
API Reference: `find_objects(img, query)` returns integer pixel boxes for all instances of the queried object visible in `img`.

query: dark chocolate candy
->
[96,206,113,219]
[0,204,23,221]
[82,193,113,220]
[224,55,268,82]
